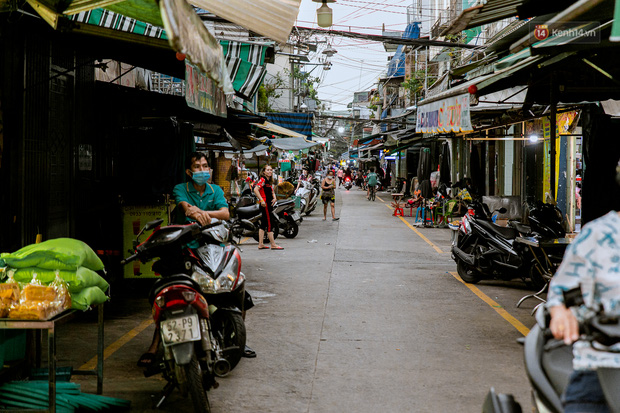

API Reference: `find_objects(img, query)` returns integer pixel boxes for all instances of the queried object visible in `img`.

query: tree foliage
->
[257,72,285,113]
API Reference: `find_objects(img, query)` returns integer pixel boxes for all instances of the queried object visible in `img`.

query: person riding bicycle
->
[366,167,378,200]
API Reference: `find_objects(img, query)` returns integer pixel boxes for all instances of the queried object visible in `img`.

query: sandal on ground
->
[137,352,156,367]
[242,345,256,358]
[258,245,270,250]
[322,218,326,221]
[332,217,340,221]
[271,246,284,250]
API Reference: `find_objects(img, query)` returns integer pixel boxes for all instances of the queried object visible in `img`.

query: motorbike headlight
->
[214,255,240,293]
[191,268,216,293]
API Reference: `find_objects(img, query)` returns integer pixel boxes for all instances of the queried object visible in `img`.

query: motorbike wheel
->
[252,221,279,243]
[305,204,315,216]
[456,244,482,284]
[528,263,551,291]
[283,217,299,238]
[184,355,211,413]
[217,311,246,370]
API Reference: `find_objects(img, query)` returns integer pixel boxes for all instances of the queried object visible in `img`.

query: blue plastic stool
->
[415,207,424,222]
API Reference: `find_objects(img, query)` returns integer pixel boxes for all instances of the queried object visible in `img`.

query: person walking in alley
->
[366,167,378,200]
[254,165,283,250]
[337,167,344,187]
[321,170,339,221]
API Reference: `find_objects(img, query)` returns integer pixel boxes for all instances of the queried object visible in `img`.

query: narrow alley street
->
[59,186,537,412]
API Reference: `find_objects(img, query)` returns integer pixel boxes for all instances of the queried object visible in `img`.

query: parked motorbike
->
[121,219,247,412]
[451,199,566,290]
[508,199,566,239]
[273,197,301,238]
[229,193,279,243]
[483,287,620,413]
[343,176,353,190]
[295,180,319,216]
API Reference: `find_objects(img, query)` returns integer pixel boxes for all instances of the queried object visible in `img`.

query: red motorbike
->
[122,219,247,412]
[343,176,353,190]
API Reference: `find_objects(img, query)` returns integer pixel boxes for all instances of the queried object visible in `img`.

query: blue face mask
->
[192,171,211,185]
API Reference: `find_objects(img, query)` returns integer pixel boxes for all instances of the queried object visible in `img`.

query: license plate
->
[292,212,301,221]
[160,315,201,346]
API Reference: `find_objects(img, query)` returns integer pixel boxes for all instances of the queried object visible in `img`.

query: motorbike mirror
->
[144,219,164,231]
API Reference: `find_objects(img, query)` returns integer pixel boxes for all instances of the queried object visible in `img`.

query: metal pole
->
[550,76,557,201]
[424,46,428,93]
[290,58,295,111]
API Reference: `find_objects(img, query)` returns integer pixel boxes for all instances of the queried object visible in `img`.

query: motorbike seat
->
[236,204,260,218]
[478,219,519,239]
[276,199,295,207]
[510,221,531,235]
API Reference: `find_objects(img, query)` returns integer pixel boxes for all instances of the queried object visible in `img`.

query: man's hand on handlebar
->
[186,206,211,226]
[550,304,580,345]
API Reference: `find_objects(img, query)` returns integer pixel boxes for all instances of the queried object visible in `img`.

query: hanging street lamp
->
[312,0,336,28]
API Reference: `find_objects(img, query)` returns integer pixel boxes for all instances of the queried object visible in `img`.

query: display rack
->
[0,304,104,413]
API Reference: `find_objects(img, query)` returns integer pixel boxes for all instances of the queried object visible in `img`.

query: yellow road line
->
[383,204,444,254]
[376,196,385,203]
[80,318,154,370]
[450,272,530,336]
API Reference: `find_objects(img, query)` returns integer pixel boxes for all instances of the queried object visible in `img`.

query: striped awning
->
[69,11,269,100]
[265,113,313,139]
[221,41,269,100]
[70,9,167,40]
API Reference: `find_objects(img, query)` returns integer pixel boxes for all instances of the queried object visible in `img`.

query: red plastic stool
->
[393,207,404,216]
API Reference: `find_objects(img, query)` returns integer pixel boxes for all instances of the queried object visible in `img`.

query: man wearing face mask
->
[138,152,248,368]
[172,151,230,226]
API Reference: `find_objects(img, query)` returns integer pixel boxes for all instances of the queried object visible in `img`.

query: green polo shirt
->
[173,182,228,224]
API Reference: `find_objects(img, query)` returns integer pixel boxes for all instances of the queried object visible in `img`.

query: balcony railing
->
[430,8,450,39]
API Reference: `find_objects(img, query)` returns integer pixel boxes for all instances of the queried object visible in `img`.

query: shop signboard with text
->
[416,94,473,134]
[185,61,227,118]
[122,205,170,279]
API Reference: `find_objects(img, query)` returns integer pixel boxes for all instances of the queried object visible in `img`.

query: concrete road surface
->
[55,185,540,412]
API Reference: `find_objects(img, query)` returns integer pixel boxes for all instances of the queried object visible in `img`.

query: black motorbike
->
[122,219,247,412]
[452,199,566,290]
[229,192,279,243]
[273,197,301,238]
[484,287,620,413]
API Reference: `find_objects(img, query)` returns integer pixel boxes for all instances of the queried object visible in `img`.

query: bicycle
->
[368,185,376,201]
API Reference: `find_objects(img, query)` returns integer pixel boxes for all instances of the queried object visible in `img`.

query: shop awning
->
[442,0,524,36]
[270,137,319,151]
[418,54,544,107]
[251,121,307,138]
[264,112,313,139]
[58,0,234,93]
[188,0,300,44]
[23,0,302,95]
[27,0,300,43]
[221,40,271,100]
[386,137,424,155]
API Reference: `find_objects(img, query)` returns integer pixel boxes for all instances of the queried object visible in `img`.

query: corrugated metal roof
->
[442,0,525,36]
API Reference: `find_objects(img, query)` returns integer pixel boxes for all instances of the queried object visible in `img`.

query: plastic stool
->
[415,207,424,222]
[424,207,434,225]
[393,207,404,217]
